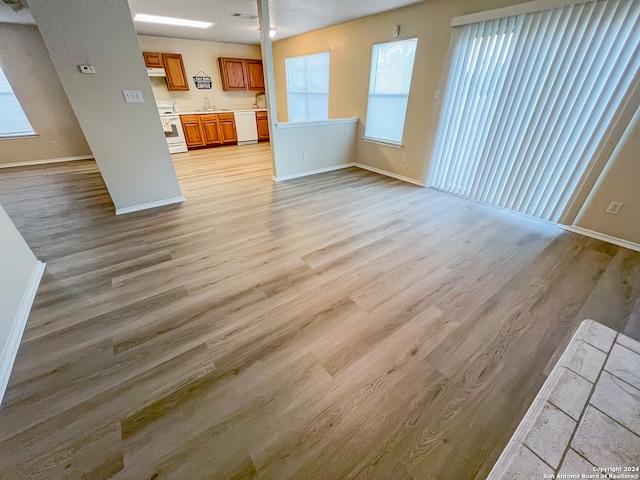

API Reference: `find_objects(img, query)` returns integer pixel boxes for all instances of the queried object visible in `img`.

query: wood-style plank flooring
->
[0,142,639,479]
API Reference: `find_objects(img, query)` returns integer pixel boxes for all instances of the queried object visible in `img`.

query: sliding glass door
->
[429,0,639,223]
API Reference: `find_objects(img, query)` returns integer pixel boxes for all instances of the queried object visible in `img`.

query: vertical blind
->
[428,0,640,223]
[364,38,418,144]
[0,65,34,137]
[285,52,330,122]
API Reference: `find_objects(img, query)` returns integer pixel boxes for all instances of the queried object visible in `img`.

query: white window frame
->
[285,51,330,123]
[363,37,418,147]
[0,64,36,139]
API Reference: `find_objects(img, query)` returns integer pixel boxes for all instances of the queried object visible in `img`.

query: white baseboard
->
[0,261,46,407]
[0,155,94,169]
[273,163,354,182]
[352,163,425,186]
[115,196,185,215]
[561,225,640,253]
[272,162,426,187]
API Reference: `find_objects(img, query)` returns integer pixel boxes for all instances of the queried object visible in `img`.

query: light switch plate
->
[79,65,95,74]
[123,90,144,103]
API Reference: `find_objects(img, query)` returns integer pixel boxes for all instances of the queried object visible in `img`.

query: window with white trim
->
[0,65,35,138]
[364,37,418,145]
[285,52,329,122]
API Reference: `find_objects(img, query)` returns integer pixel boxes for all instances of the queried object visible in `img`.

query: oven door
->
[161,115,186,145]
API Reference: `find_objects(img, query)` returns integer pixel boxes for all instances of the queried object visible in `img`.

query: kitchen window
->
[0,65,35,138]
[364,37,418,146]
[285,52,329,123]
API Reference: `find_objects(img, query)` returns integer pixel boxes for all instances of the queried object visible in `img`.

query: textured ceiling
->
[1,0,424,45]
[0,1,34,24]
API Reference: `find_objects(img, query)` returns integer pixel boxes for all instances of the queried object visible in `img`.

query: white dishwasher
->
[233,111,258,145]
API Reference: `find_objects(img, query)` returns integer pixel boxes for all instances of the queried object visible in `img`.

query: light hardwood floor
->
[0,142,639,479]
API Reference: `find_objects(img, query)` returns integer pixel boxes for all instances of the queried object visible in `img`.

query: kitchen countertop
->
[177,109,267,115]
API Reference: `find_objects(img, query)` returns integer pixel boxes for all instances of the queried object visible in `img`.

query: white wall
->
[272,120,358,180]
[137,35,262,112]
[26,0,183,213]
[0,23,91,166]
[0,204,44,406]
[575,106,640,246]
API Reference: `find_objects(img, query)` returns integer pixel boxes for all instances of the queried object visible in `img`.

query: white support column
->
[257,0,282,179]
[27,0,184,214]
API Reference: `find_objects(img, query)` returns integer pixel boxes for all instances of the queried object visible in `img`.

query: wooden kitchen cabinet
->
[256,111,270,141]
[181,113,237,149]
[143,51,189,91]
[218,58,248,91]
[218,57,265,92]
[245,59,265,90]
[201,115,222,146]
[162,53,189,91]
[143,52,163,68]
[180,115,205,148]
[217,113,238,144]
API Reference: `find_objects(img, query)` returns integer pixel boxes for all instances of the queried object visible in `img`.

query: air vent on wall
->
[231,12,258,20]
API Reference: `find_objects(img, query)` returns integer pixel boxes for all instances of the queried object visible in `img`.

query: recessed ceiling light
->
[134,13,214,29]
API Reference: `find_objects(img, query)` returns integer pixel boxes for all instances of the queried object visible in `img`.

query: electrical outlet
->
[434,89,440,100]
[122,90,144,103]
[51,140,59,148]
[606,201,623,215]
[401,154,407,163]
[303,152,308,160]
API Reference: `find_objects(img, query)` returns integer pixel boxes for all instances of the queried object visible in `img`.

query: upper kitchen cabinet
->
[245,59,265,91]
[218,58,247,91]
[162,54,189,91]
[143,52,163,68]
[143,52,189,91]
[218,57,264,92]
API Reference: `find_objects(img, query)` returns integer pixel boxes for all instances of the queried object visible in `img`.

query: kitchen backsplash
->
[149,77,258,112]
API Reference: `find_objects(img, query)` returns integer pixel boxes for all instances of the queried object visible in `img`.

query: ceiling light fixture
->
[134,13,214,29]
[257,27,278,38]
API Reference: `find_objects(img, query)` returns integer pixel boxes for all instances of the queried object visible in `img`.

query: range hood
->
[147,67,166,77]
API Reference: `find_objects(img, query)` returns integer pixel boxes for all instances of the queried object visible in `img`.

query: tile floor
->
[489,319,640,479]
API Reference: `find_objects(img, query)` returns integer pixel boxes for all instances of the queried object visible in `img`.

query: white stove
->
[156,100,188,154]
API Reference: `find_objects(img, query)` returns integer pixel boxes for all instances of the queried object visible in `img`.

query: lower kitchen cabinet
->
[180,114,238,149]
[180,115,206,148]
[201,115,222,146]
[256,111,269,141]
[218,113,238,144]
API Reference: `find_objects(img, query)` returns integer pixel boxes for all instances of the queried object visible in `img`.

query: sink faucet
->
[203,97,211,110]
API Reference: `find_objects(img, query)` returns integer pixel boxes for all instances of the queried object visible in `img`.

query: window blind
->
[285,52,330,122]
[0,66,34,137]
[364,38,418,144]
[429,0,640,223]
